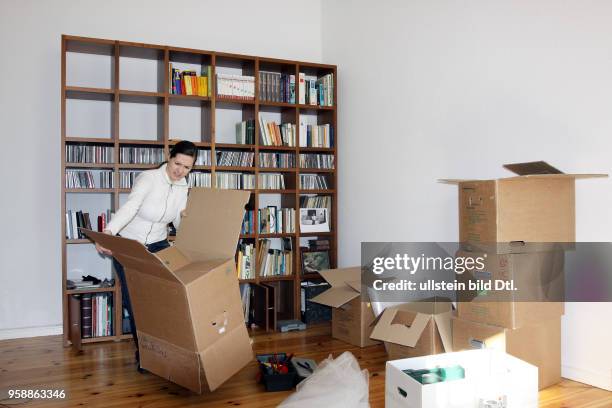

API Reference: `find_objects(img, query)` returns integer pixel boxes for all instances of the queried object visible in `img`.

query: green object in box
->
[402,365,465,385]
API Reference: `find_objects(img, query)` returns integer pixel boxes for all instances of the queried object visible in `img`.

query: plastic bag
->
[279,351,370,408]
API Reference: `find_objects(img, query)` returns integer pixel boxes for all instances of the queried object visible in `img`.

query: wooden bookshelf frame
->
[61,35,337,347]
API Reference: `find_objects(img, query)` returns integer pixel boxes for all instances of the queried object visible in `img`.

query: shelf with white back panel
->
[62,35,337,341]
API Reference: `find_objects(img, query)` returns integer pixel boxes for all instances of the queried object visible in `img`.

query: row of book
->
[216,73,255,100]
[299,154,335,169]
[258,113,296,147]
[80,293,113,338]
[119,171,142,189]
[299,73,334,107]
[66,145,113,164]
[260,152,295,168]
[259,207,296,234]
[242,210,255,234]
[237,241,255,279]
[217,151,255,167]
[259,173,285,189]
[170,65,211,96]
[299,123,333,148]
[300,174,329,190]
[66,170,114,189]
[259,71,295,103]
[257,238,293,277]
[300,195,331,209]
[65,210,112,239]
[216,172,256,189]
[119,147,163,164]
[236,119,256,145]
[195,149,212,166]
[189,172,212,188]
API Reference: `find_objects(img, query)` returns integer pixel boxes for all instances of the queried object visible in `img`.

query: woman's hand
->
[181,209,187,218]
[95,230,113,256]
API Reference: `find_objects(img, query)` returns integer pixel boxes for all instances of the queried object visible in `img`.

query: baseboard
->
[0,325,63,341]
[562,364,612,391]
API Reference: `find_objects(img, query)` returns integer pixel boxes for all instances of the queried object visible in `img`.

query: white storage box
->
[385,349,537,408]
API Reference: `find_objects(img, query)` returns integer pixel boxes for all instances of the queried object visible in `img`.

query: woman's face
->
[166,153,195,181]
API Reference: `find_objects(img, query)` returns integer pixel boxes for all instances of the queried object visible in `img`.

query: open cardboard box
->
[370,298,453,360]
[83,188,253,394]
[310,267,379,348]
[452,316,561,389]
[441,161,606,246]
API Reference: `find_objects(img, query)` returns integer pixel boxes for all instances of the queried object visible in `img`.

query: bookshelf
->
[61,35,337,348]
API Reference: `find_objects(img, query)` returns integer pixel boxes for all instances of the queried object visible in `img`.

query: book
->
[298,73,305,104]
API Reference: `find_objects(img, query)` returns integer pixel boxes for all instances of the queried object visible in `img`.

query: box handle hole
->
[397,387,407,398]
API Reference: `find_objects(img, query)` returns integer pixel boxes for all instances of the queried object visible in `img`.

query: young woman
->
[95,140,197,370]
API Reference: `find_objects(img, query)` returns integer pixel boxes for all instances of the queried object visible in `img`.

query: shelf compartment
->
[119,43,165,94]
[119,96,163,141]
[65,37,115,90]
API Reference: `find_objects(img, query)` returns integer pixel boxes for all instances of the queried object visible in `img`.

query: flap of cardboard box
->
[175,188,250,262]
[370,300,453,349]
[439,161,607,183]
[310,285,360,308]
[199,323,254,391]
[82,229,180,283]
[318,267,361,290]
[369,307,431,347]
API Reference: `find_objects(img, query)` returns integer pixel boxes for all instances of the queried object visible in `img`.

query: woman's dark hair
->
[170,140,198,162]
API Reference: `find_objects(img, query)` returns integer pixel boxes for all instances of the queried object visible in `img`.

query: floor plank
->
[0,324,610,407]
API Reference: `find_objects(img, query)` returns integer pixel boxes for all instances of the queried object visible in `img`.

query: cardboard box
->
[456,248,565,329]
[452,316,561,389]
[83,188,253,394]
[385,349,538,408]
[441,161,606,245]
[310,267,379,347]
[370,299,452,360]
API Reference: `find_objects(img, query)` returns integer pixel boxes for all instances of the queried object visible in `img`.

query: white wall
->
[322,0,611,391]
[0,0,322,337]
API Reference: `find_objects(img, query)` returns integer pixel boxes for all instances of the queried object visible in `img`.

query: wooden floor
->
[1,324,610,407]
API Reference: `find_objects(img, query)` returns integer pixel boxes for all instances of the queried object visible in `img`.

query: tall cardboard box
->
[370,299,452,360]
[452,317,561,389]
[84,188,253,393]
[442,161,606,245]
[456,248,565,329]
[310,267,379,348]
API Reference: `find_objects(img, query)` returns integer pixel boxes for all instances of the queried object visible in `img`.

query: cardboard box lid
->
[310,267,361,308]
[369,299,452,351]
[440,161,607,183]
[82,229,181,283]
[175,188,250,262]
